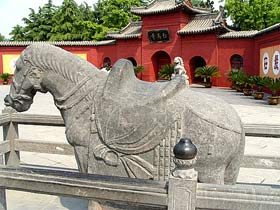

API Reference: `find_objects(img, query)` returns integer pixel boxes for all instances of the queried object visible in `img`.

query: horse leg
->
[74,146,89,173]
[224,131,245,184]
[198,165,225,184]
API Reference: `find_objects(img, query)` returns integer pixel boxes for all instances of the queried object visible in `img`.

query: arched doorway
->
[230,54,243,70]
[189,56,206,83]
[103,57,111,69]
[151,51,171,80]
[127,57,137,67]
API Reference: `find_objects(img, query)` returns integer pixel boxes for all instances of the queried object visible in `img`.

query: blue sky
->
[0,0,222,38]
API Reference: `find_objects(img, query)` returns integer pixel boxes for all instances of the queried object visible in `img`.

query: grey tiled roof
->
[178,13,229,35]
[219,23,280,39]
[106,22,142,39]
[219,31,258,39]
[131,0,209,16]
[256,23,280,36]
[0,40,116,46]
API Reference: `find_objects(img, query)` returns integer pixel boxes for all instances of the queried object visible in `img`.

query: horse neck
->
[39,63,100,112]
[40,69,98,126]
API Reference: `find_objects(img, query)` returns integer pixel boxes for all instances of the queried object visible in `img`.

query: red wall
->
[115,39,142,66]
[217,38,255,87]
[181,34,218,84]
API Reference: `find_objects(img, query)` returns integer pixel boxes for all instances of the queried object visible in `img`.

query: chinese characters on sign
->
[148,30,170,43]
[260,46,280,77]
[262,52,269,75]
[272,51,279,75]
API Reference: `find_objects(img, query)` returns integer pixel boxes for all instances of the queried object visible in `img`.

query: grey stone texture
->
[4,43,245,185]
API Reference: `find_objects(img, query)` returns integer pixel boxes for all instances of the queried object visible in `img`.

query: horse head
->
[4,50,46,112]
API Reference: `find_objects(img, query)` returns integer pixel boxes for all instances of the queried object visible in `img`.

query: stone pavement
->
[0,84,280,210]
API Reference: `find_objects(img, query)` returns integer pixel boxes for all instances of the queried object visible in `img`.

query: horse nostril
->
[4,95,13,106]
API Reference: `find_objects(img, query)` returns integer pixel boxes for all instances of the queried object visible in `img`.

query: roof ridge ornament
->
[213,6,224,26]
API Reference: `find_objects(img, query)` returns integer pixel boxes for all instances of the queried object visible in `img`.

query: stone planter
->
[254,92,264,100]
[243,88,253,96]
[268,96,279,105]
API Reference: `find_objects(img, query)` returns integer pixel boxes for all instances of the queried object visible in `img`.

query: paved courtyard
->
[0,84,279,210]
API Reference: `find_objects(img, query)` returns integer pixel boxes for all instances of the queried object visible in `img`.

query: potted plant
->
[234,70,247,92]
[265,77,280,105]
[251,76,269,100]
[242,75,254,96]
[0,73,12,85]
[134,65,144,79]
[227,69,241,90]
[158,64,175,81]
[134,65,144,74]
[195,65,220,88]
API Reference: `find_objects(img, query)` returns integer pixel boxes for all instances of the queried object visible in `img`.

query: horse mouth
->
[4,94,33,112]
[4,95,13,106]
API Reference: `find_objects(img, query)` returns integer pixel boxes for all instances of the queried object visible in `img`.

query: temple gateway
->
[1,0,279,87]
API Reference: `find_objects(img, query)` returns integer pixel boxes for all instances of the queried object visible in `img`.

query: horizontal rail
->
[0,167,279,210]
[244,124,280,137]
[241,155,280,170]
[196,182,280,209]
[2,114,280,137]
[14,139,74,155]
[10,139,280,170]
[0,113,9,126]
[0,167,168,207]
[11,114,64,126]
[0,141,10,155]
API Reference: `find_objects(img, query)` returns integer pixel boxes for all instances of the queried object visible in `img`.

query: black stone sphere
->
[173,138,197,160]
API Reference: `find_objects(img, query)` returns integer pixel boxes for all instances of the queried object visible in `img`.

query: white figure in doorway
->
[172,56,189,85]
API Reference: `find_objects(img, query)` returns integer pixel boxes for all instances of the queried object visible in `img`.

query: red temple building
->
[0,0,280,86]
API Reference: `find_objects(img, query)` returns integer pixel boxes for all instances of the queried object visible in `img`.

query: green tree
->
[0,33,5,41]
[192,0,215,11]
[93,0,144,30]
[10,0,56,41]
[9,0,146,41]
[50,0,82,41]
[225,0,280,30]
[9,25,26,41]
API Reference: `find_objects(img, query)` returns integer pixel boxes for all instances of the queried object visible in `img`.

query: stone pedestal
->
[168,138,198,210]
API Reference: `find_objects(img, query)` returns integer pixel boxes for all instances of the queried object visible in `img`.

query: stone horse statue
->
[4,43,245,184]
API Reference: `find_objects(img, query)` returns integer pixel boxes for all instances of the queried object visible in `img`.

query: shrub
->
[158,64,175,80]
[265,77,280,96]
[251,76,269,92]
[195,65,220,82]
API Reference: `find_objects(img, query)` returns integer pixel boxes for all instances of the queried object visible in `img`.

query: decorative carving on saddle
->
[93,59,186,178]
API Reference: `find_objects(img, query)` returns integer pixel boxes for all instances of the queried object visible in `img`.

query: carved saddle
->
[94,59,186,156]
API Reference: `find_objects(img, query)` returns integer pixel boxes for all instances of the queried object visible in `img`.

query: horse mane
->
[22,43,100,83]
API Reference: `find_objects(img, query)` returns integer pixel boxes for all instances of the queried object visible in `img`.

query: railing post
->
[168,138,198,210]
[2,107,20,167]
[0,188,6,210]
[0,110,7,210]
[0,144,6,210]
